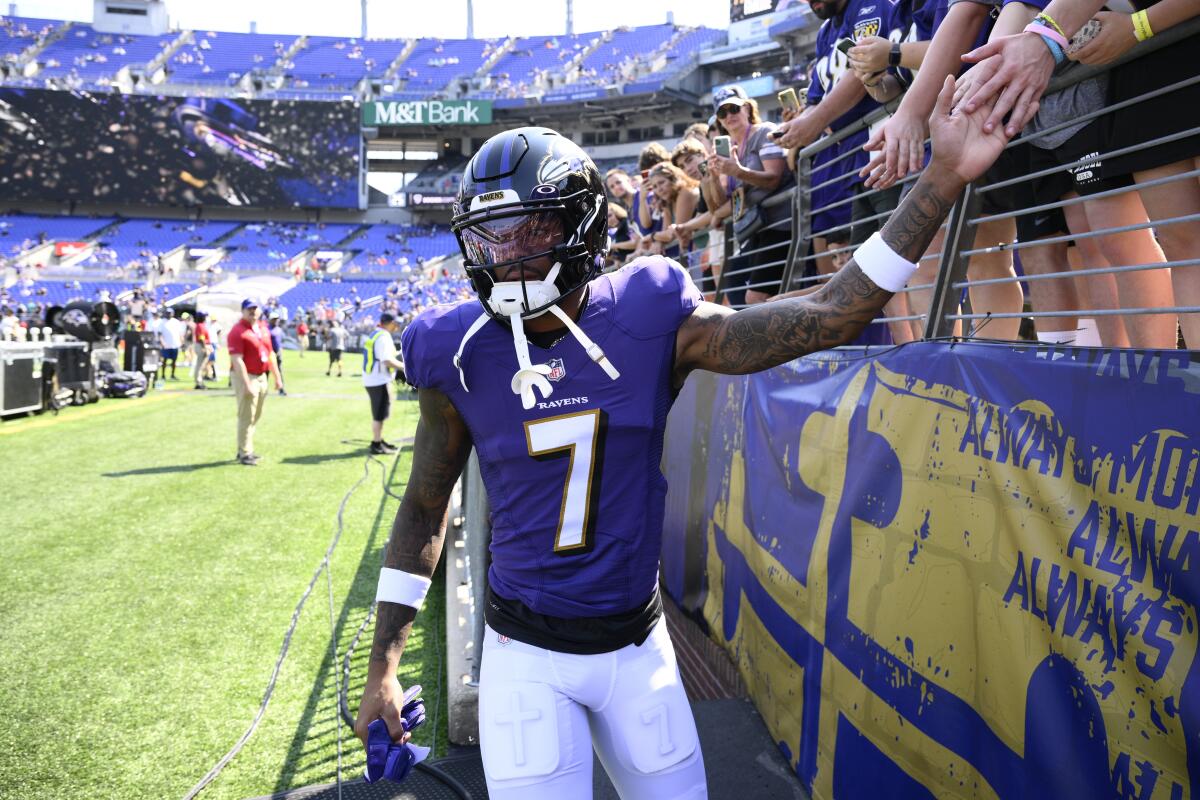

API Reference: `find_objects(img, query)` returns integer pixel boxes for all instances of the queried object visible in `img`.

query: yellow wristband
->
[1035,11,1066,38]
[1132,9,1154,42]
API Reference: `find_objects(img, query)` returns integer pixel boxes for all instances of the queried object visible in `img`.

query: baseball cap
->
[379,312,396,324]
[713,85,749,111]
[241,298,258,309]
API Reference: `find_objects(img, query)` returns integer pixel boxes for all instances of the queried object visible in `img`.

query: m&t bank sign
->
[364,99,493,126]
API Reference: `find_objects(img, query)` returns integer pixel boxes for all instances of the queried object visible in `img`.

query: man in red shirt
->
[192,310,211,390]
[227,298,282,465]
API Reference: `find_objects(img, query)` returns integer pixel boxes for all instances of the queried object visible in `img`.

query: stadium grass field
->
[0,352,447,800]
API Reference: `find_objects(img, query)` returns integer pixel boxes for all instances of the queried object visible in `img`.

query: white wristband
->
[853,231,918,293]
[376,568,432,610]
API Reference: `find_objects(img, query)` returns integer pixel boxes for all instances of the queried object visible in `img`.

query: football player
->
[355,76,1011,799]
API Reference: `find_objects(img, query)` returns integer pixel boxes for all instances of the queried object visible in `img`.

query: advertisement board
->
[662,341,1200,799]
[364,99,493,126]
[0,89,362,209]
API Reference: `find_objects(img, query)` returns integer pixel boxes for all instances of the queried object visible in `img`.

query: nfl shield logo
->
[547,358,566,382]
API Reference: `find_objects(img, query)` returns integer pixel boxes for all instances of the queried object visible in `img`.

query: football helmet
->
[449,128,618,410]
[451,127,608,320]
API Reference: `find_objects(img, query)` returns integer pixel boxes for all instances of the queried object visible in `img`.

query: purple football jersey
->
[402,256,701,618]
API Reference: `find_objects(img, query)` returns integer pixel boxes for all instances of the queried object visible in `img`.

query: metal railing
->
[689,17,1199,347]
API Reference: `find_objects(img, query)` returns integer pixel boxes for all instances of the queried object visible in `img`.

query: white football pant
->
[479,617,707,799]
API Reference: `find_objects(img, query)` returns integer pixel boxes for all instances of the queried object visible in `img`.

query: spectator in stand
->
[851,0,1056,340]
[707,85,791,304]
[227,298,282,466]
[268,313,287,396]
[192,310,211,390]
[362,311,405,456]
[645,161,701,266]
[1060,0,1200,347]
[672,133,730,295]
[948,0,1185,348]
[634,143,671,248]
[327,318,349,377]
[607,204,635,268]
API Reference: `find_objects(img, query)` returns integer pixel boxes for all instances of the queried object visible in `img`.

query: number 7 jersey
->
[401,256,702,619]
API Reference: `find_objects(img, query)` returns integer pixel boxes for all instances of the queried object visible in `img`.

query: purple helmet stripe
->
[499,134,516,176]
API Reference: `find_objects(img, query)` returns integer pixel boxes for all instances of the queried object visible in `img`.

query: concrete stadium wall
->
[661,341,1200,799]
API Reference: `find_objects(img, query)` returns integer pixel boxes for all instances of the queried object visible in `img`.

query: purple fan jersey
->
[402,256,701,618]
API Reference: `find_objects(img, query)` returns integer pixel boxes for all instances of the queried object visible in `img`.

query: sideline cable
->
[182,457,373,800]
[324,544,344,800]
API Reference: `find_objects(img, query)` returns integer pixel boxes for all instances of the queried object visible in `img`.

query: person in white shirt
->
[0,307,18,341]
[153,308,186,380]
[361,312,404,455]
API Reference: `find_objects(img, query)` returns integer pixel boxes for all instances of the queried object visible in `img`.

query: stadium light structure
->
[361,0,367,39]
[466,0,474,39]
[566,0,574,36]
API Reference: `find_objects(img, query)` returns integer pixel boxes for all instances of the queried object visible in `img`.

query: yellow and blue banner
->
[661,341,1200,799]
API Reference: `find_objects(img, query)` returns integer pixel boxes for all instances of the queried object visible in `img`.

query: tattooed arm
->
[353,386,472,745]
[675,76,1012,381]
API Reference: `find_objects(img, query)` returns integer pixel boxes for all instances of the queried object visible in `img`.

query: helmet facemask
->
[455,190,601,320]
[451,194,618,410]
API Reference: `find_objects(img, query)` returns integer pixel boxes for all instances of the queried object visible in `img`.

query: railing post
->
[923,182,980,340]
[713,219,736,305]
[779,154,812,294]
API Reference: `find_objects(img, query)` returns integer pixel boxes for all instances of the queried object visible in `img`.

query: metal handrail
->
[704,15,1199,330]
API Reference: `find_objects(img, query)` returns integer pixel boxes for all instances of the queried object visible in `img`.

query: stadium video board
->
[0,89,363,209]
[731,0,779,21]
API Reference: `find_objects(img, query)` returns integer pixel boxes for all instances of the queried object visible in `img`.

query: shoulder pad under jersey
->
[603,255,703,340]
[400,299,480,392]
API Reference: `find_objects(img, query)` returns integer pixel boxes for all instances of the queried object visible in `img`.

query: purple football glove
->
[363,685,430,784]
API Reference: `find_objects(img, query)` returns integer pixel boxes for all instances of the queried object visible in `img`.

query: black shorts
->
[366,383,391,422]
[161,348,179,362]
[1029,118,1132,199]
[1102,35,1200,179]
[732,226,791,296]
[328,348,342,363]
[977,142,1068,242]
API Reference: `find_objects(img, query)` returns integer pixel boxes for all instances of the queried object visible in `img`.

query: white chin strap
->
[452,263,620,409]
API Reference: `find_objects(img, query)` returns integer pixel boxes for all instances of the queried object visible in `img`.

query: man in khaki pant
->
[227,299,282,466]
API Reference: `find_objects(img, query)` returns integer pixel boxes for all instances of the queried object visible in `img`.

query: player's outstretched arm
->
[675,76,1011,379]
[354,387,472,746]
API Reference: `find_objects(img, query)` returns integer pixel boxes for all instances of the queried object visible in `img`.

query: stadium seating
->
[346,225,458,271]
[278,278,393,312]
[1,16,59,59]
[0,214,113,254]
[395,37,495,96]
[87,219,240,267]
[217,221,362,271]
[36,26,176,81]
[166,30,289,84]
[5,279,138,306]
[473,32,596,99]
[3,19,724,100]
[659,27,724,75]
[573,24,675,88]
[285,36,406,89]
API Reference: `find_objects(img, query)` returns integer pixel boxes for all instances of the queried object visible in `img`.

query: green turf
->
[0,353,448,800]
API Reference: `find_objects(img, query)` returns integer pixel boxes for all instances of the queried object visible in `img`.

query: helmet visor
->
[460,211,564,268]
